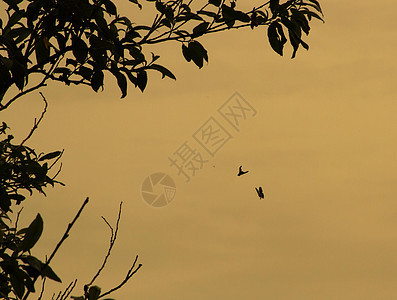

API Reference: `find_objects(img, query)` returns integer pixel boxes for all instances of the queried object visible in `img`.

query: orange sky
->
[2,1,397,299]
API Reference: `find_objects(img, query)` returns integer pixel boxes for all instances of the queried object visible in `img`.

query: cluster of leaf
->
[0,122,63,299]
[0,0,175,106]
[0,121,140,299]
[0,0,323,109]
[0,212,61,299]
[0,122,63,213]
[267,0,324,58]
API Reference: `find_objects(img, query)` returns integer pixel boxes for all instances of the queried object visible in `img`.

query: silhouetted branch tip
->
[57,279,77,300]
[98,255,142,299]
[20,92,48,146]
[22,197,89,300]
[86,202,123,287]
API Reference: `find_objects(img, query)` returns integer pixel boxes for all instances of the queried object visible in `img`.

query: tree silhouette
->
[0,0,324,299]
[0,0,323,109]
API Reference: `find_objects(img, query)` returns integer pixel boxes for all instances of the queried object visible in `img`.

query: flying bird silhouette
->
[237,165,249,176]
[255,187,264,199]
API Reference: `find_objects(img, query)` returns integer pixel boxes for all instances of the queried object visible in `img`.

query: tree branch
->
[98,255,143,299]
[58,279,77,300]
[145,6,275,45]
[0,81,47,112]
[20,92,48,146]
[46,197,89,270]
[37,277,46,300]
[86,202,123,287]
[22,197,89,300]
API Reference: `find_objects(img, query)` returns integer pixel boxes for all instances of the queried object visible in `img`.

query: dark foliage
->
[0,0,323,109]
[0,121,63,299]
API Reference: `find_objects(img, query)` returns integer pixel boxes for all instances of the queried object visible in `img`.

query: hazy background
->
[2,0,397,299]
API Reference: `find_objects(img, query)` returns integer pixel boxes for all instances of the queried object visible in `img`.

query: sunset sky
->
[2,0,397,299]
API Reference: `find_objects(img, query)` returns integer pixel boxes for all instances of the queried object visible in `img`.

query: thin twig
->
[139,13,164,45]
[144,1,273,44]
[86,202,123,287]
[48,149,64,170]
[59,279,77,300]
[46,197,89,268]
[37,277,46,300]
[22,197,90,300]
[14,207,23,231]
[0,80,47,112]
[98,255,143,299]
[51,290,61,300]
[20,92,48,146]
[51,162,63,181]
